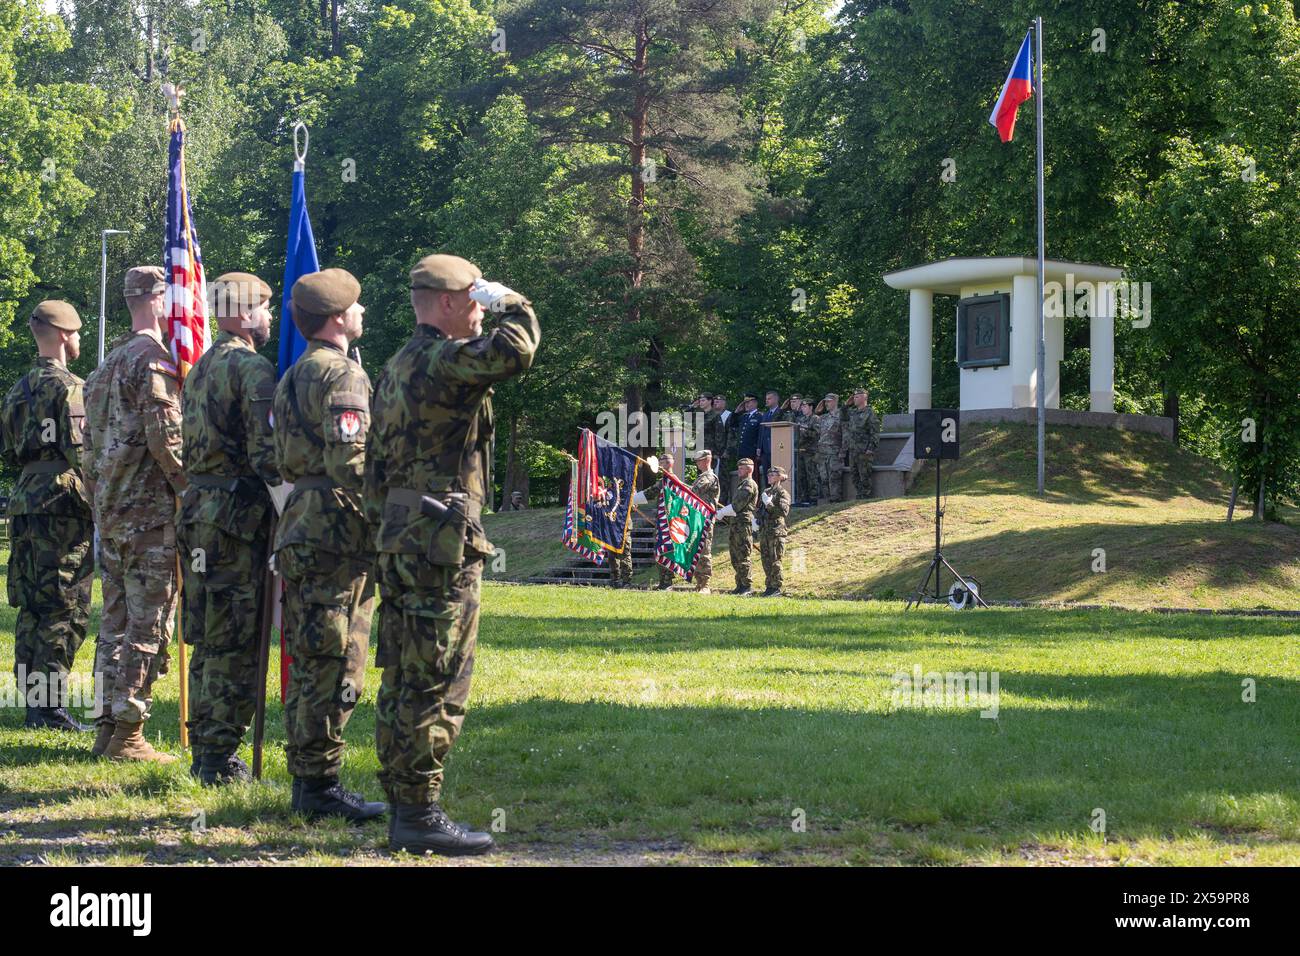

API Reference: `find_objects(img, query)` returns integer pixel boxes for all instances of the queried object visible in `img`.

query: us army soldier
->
[179,272,282,785]
[0,302,94,732]
[844,387,881,499]
[82,266,185,763]
[758,465,791,596]
[365,254,540,855]
[273,268,385,823]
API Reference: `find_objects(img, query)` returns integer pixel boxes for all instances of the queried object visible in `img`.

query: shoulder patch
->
[150,359,180,378]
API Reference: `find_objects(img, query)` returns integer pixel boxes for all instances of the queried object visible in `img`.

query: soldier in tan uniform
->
[83,266,185,762]
[273,268,385,822]
[0,302,94,731]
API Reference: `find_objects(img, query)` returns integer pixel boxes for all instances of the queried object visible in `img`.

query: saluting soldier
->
[0,301,94,731]
[688,448,720,594]
[273,268,385,823]
[814,392,848,503]
[179,272,283,785]
[794,399,820,505]
[633,452,676,591]
[718,456,758,596]
[843,387,881,499]
[83,266,186,763]
[365,254,540,855]
[757,465,792,597]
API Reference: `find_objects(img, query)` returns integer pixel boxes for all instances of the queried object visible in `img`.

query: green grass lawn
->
[2,583,1297,866]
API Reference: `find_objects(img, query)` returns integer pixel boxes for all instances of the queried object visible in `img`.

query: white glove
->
[761,492,772,507]
[469,278,519,312]
[715,503,735,519]
[632,490,647,507]
[750,516,759,533]
[268,480,293,515]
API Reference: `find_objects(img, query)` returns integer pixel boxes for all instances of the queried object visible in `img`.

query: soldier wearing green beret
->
[0,302,94,732]
[364,253,540,855]
[179,272,283,785]
[272,268,385,822]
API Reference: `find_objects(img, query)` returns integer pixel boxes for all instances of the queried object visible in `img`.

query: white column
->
[1010,273,1038,408]
[908,289,933,412]
[1045,308,1064,409]
[1090,282,1116,413]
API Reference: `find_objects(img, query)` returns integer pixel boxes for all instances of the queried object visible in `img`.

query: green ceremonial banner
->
[655,472,716,581]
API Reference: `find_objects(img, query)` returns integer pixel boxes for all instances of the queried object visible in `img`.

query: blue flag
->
[278,164,318,376]
[579,433,641,552]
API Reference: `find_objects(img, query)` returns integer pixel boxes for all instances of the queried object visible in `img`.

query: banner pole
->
[1034,15,1046,496]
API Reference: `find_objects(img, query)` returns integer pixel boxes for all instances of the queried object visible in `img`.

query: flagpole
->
[1034,15,1046,496]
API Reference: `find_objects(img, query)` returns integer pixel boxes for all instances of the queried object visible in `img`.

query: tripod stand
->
[905,456,989,611]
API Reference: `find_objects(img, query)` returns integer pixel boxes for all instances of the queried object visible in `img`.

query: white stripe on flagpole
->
[1035,16,1046,496]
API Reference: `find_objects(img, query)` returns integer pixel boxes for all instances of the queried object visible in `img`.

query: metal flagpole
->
[1034,15,1046,496]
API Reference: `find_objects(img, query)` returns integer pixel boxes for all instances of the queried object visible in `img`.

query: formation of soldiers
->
[609,386,879,596]
[1,254,538,857]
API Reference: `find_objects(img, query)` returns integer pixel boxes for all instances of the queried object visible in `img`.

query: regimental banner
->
[163,115,209,381]
[655,471,716,581]
[574,428,640,553]
[563,460,607,565]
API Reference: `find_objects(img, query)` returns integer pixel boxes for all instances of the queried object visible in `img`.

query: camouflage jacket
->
[814,408,847,456]
[180,332,280,542]
[844,405,881,452]
[757,484,791,538]
[731,475,758,521]
[690,467,721,510]
[273,339,372,557]
[702,410,725,457]
[364,297,540,561]
[0,358,91,518]
[795,412,819,452]
[82,330,186,537]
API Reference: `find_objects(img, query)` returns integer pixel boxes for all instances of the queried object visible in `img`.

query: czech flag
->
[989,30,1033,143]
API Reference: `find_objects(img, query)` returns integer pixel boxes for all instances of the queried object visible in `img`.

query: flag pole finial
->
[161,82,184,114]
[293,122,310,172]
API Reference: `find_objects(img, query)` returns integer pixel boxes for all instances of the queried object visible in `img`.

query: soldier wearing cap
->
[717,456,758,595]
[844,387,880,499]
[633,452,676,591]
[271,268,385,821]
[179,272,284,785]
[794,398,820,505]
[688,448,720,594]
[813,392,848,503]
[757,465,791,596]
[364,253,540,855]
[0,301,94,732]
[82,266,186,762]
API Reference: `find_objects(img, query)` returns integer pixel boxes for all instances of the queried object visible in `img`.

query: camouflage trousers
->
[179,519,270,756]
[729,519,754,591]
[760,532,786,592]
[6,514,93,709]
[692,527,713,588]
[93,527,178,726]
[848,448,875,498]
[375,554,482,805]
[278,545,373,780]
[796,449,820,502]
[610,544,633,586]
[816,451,845,502]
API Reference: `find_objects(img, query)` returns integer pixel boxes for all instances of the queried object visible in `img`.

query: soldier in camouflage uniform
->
[608,529,634,588]
[179,272,283,785]
[82,267,185,763]
[365,254,540,855]
[702,395,724,479]
[0,302,94,732]
[844,387,881,499]
[722,457,758,595]
[814,392,848,503]
[688,448,720,594]
[717,394,739,504]
[273,268,385,823]
[794,399,820,505]
[757,465,792,596]
[636,453,676,591]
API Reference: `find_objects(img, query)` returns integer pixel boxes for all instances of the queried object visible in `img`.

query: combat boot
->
[189,750,202,778]
[296,777,387,823]
[389,803,494,857]
[22,708,43,729]
[90,721,115,757]
[105,721,178,764]
[36,707,92,732]
[199,751,252,786]
[291,777,303,810]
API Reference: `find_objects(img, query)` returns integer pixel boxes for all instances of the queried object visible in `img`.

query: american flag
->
[164,114,209,381]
